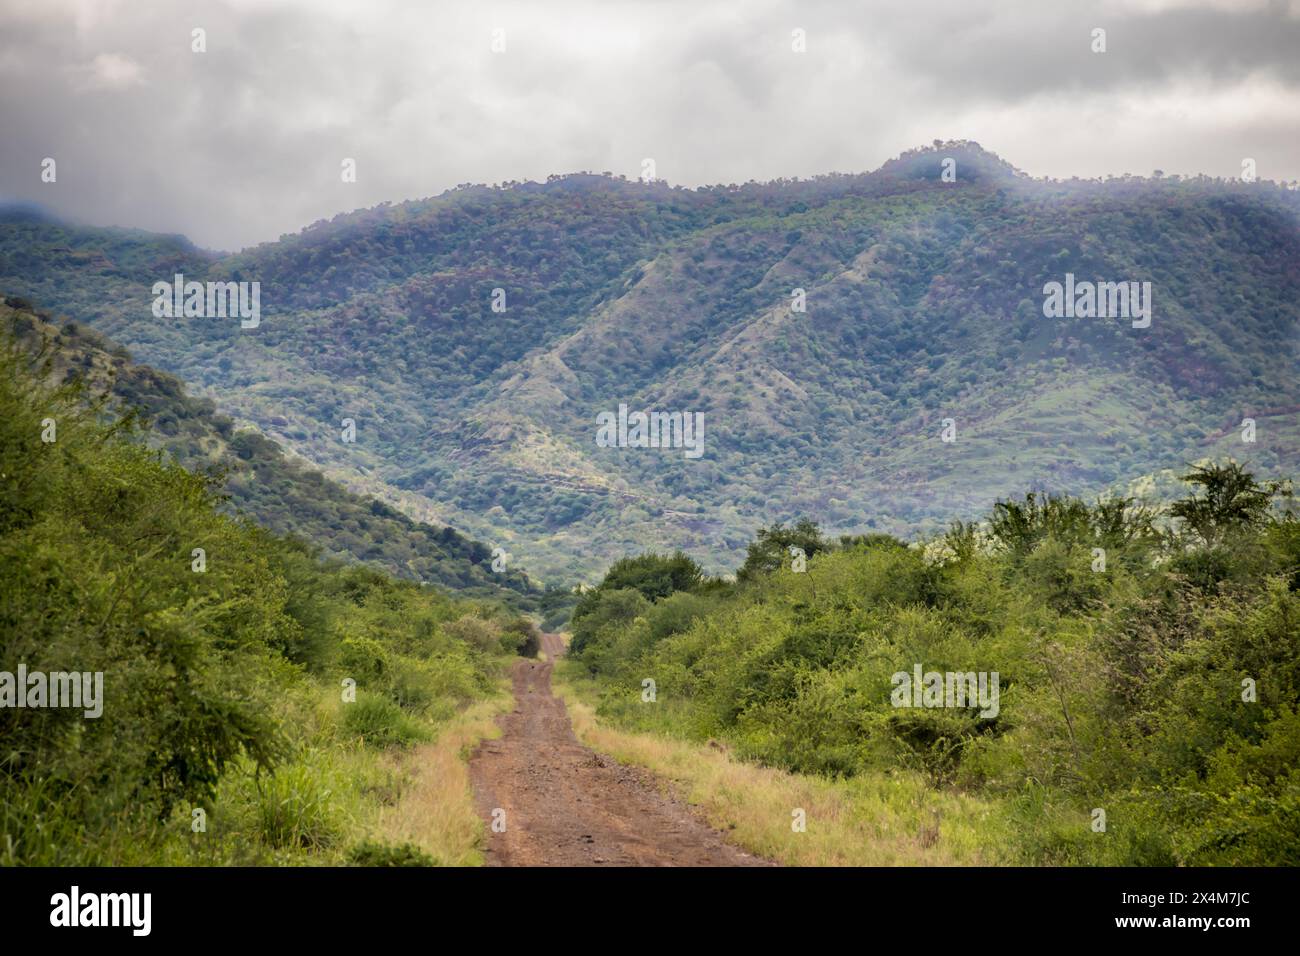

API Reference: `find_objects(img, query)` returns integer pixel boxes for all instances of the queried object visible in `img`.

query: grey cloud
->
[879,3,1300,105]
[0,0,1296,251]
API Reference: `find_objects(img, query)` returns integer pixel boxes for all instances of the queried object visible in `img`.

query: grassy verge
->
[553,663,1016,866]
[89,673,513,867]
[369,688,512,865]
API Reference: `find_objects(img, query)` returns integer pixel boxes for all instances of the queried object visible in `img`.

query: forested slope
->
[3,142,1297,581]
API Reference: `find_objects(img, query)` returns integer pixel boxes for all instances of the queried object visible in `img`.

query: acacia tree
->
[1170,462,1283,547]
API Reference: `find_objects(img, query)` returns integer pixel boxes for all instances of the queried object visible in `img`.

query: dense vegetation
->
[0,320,542,865]
[4,142,1296,582]
[567,463,1300,864]
[2,297,574,622]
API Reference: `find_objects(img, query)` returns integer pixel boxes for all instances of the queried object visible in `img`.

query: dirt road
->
[469,638,769,866]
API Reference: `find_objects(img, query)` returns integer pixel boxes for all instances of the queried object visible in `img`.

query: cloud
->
[0,0,1296,251]
[71,52,144,91]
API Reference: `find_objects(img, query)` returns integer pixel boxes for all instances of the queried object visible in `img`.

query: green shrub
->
[0,317,528,864]
[502,618,542,657]
[442,614,503,653]
[573,466,1300,865]
[341,694,429,747]
[347,840,437,866]
[339,635,390,685]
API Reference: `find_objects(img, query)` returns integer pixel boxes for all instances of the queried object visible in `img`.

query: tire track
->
[469,639,769,867]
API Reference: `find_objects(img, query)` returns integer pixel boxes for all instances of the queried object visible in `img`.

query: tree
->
[1170,462,1279,547]
[572,551,704,622]
[737,519,827,581]
[569,588,650,658]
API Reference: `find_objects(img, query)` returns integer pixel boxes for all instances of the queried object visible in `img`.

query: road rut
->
[469,637,769,866]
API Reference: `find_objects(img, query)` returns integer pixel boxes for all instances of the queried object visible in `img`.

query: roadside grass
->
[553,664,1018,866]
[369,688,512,866]
[105,672,512,866]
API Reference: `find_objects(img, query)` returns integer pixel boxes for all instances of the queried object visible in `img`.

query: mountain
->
[2,142,1297,581]
[1,296,556,612]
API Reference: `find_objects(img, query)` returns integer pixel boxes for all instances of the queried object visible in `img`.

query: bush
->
[573,469,1300,865]
[572,551,705,622]
[341,694,430,748]
[569,588,650,662]
[502,618,543,657]
[347,840,437,866]
[339,635,390,685]
[0,315,532,864]
[443,614,503,653]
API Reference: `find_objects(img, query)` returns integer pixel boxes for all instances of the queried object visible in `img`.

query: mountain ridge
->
[2,142,1297,581]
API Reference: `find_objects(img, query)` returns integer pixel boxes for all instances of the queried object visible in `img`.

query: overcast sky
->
[1,0,1296,251]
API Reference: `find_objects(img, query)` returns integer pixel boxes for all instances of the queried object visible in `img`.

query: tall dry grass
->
[369,692,511,865]
[553,670,1014,866]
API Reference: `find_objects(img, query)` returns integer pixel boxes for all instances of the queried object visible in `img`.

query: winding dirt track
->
[469,634,769,866]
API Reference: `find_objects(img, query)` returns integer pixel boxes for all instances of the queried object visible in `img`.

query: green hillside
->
[0,318,545,864]
[3,142,1297,582]
[1,297,564,615]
